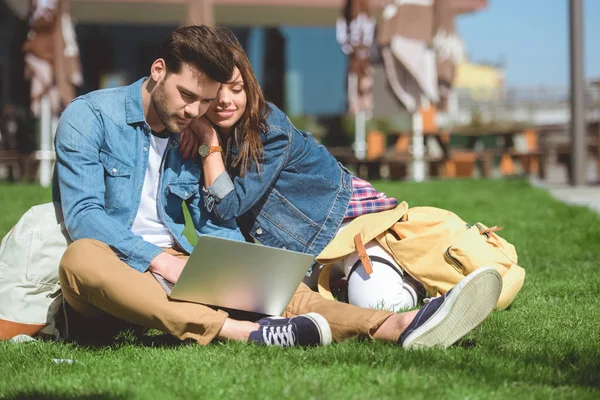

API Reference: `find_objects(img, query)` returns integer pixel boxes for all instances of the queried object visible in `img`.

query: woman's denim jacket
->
[204,103,353,256]
[52,78,243,273]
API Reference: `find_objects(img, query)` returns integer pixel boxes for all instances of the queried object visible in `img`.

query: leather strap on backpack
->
[353,233,373,275]
[348,255,403,279]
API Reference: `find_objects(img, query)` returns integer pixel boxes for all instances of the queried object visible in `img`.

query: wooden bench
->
[437,128,544,178]
[327,126,546,180]
[327,146,357,167]
[327,146,444,180]
[357,154,444,180]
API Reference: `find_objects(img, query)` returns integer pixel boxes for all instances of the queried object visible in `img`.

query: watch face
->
[198,144,209,157]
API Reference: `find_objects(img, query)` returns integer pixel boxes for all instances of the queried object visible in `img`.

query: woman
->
[183,32,424,312]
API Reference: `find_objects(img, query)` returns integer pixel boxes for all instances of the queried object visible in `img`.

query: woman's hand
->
[189,116,220,146]
[179,128,200,160]
[179,117,221,159]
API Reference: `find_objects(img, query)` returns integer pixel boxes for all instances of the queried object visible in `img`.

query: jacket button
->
[256,227,263,235]
[112,168,117,174]
[184,192,189,197]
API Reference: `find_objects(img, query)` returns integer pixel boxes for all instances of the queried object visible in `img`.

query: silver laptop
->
[154,235,315,316]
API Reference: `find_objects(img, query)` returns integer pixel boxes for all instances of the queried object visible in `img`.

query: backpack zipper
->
[475,223,489,238]
[444,223,471,271]
[444,247,463,271]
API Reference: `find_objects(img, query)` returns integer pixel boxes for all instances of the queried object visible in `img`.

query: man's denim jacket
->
[204,103,353,257]
[52,78,243,273]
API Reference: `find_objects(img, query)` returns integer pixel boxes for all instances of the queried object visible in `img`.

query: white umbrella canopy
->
[377,0,485,111]
[376,0,484,182]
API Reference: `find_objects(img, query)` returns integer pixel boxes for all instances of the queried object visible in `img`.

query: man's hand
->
[179,129,200,160]
[148,252,187,284]
[189,116,220,146]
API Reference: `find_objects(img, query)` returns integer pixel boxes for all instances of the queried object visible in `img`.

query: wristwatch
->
[198,144,222,158]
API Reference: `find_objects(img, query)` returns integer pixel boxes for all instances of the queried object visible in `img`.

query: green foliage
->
[343,116,391,137]
[287,115,327,143]
[1,180,600,399]
[342,114,411,143]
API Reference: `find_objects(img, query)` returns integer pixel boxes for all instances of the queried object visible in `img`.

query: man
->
[54,25,502,348]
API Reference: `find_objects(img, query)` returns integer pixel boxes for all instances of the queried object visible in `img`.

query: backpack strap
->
[347,255,403,279]
[318,250,404,302]
[353,233,373,275]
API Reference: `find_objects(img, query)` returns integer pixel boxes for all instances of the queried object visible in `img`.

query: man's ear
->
[150,59,167,83]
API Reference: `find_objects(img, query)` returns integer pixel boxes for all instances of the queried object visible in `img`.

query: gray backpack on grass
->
[0,202,71,338]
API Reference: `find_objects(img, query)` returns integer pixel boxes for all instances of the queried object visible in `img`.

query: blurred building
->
[4,0,344,27]
[2,0,349,116]
[453,60,504,101]
[2,0,493,129]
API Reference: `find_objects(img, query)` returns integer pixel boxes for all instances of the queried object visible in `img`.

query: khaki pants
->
[59,239,393,345]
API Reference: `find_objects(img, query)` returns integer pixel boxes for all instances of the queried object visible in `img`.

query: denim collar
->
[125,78,147,125]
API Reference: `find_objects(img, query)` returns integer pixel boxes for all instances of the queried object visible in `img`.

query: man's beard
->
[151,81,187,133]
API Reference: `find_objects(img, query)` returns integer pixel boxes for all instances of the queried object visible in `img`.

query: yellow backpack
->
[316,202,526,310]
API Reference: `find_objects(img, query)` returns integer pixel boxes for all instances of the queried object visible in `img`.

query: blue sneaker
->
[399,266,502,349]
[249,313,332,347]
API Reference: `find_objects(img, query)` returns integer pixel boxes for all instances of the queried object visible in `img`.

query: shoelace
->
[262,325,296,347]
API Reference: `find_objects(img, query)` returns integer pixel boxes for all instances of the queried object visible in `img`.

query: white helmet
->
[342,240,424,312]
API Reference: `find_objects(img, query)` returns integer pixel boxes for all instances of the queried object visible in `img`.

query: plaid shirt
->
[344,176,399,219]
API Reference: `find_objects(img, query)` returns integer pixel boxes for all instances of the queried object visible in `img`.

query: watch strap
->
[206,145,222,156]
[199,144,222,158]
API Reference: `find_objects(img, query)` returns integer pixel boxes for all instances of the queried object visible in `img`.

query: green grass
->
[1,179,600,399]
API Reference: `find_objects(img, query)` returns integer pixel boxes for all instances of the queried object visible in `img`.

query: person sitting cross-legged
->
[54,25,502,348]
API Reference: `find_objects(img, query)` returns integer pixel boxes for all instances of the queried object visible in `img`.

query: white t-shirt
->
[131,133,175,248]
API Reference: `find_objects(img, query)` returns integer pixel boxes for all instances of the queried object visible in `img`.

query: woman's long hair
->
[217,28,269,176]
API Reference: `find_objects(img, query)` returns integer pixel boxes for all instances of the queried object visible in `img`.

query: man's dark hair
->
[156,25,235,83]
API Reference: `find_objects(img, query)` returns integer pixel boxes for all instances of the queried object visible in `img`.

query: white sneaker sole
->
[303,312,333,346]
[402,266,502,349]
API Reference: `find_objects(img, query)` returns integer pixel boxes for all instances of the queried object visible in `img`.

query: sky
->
[456,0,600,86]
[268,0,600,115]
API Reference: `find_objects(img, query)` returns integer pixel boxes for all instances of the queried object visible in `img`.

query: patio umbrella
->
[376,0,482,181]
[336,0,376,159]
[378,0,481,111]
[23,0,82,187]
[376,0,439,181]
[378,0,438,112]
[184,0,215,27]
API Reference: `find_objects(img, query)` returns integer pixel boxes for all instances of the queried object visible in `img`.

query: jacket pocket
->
[100,150,133,209]
[445,223,519,277]
[254,189,319,248]
[167,181,200,201]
